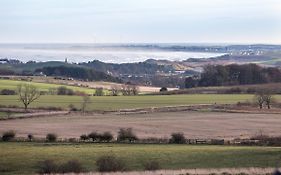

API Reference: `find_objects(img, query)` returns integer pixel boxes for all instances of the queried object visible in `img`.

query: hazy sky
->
[0,0,281,44]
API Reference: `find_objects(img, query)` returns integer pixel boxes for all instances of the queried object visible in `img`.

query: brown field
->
[0,111,281,139]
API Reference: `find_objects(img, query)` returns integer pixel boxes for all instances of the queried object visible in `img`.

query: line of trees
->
[185,64,281,88]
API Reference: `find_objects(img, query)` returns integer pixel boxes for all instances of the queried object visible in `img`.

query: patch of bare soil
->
[1,111,281,139]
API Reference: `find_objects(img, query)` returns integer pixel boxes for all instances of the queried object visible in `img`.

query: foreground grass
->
[0,142,281,175]
[0,94,270,111]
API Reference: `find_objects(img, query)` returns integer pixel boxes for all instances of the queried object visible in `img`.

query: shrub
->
[100,132,114,142]
[160,87,168,92]
[46,133,57,142]
[169,132,186,144]
[94,87,104,96]
[27,134,34,141]
[96,155,126,172]
[1,130,16,141]
[88,132,100,142]
[117,128,138,142]
[57,86,74,95]
[143,160,160,171]
[0,89,16,95]
[59,160,84,173]
[68,104,78,111]
[80,134,89,141]
[38,159,58,174]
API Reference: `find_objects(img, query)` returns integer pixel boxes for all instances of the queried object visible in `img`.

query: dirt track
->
[0,111,281,139]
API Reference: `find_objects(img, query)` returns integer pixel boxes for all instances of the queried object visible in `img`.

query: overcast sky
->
[0,0,281,44]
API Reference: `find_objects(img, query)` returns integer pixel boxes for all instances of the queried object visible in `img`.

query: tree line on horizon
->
[185,64,281,88]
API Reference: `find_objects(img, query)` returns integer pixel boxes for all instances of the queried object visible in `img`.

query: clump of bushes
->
[1,130,16,141]
[117,128,138,142]
[80,134,89,141]
[87,131,113,142]
[38,159,84,174]
[96,155,126,172]
[169,132,186,144]
[143,160,161,171]
[46,133,57,142]
[38,159,58,174]
[57,86,74,95]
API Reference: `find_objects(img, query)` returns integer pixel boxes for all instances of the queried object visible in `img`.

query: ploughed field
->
[1,142,281,175]
[1,111,281,139]
[0,94,273,111]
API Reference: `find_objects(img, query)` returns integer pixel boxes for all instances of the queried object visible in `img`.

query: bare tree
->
[255,93,264,109]
[111,85,119,96]
[17,84,41,111]
[255,90,274,109]
[81,95,91,113]
[263,93,273,109]
[131,85,139,95]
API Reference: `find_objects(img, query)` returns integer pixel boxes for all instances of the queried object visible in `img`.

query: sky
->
[0,0,281,44]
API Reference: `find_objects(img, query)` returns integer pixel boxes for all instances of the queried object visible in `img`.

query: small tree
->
[81,95,91,113]
[18,84,41,111]
[255,92,264,109]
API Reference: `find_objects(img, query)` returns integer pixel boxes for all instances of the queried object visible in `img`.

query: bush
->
[38,159,84,174]
[117,128,138,142]
[59,160,84,173]
[68,104,78,111]
[143,160,160,171]
[169,132,186,144]
[159,87,168,92]
[96,155,126,172]
[100,132,114,142]
[88,132,100,142]
[0,89,16,95]
[46,133,57,142]
[57,86,74,95]
[80,134,89,141]
[94,87,104,96]
[38,159,58,174]
[27,134,34,141]
[1,130,16,141]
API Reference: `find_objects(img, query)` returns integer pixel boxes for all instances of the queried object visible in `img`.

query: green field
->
[0,143,280,175]
[0,79,96,94]
[0,94,271,111]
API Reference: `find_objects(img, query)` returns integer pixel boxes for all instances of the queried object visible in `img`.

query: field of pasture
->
[0,142,281,175]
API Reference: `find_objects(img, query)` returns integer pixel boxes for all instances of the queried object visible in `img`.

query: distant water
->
[0,44,226,63]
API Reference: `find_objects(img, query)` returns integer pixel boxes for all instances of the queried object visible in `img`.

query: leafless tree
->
[255,93,264,109]
[111,85,120,96]
[17,84,41,111]
[263,93,273,109]
[81,95,91,113]
[255,90,274,109]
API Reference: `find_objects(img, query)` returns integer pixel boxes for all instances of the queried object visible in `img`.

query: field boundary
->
[65,167,278,175]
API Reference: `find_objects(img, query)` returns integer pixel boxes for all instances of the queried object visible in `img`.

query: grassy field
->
[0,94,271,111]
[0,143,281,175]
[0,79,96,94]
